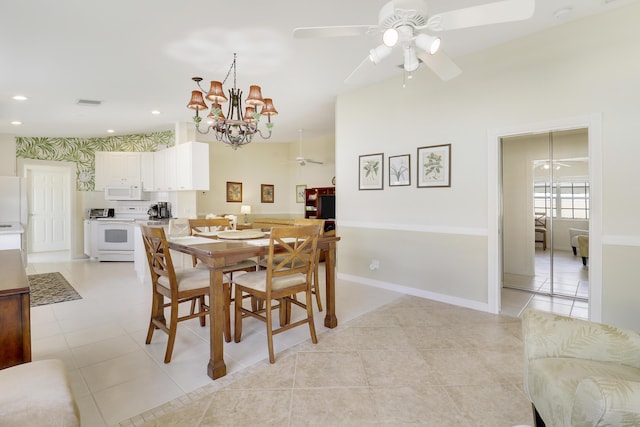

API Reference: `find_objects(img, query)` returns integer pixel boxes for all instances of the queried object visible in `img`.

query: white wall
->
[196,134,335,220]
[335,3,640,329]
[0,134,17,175]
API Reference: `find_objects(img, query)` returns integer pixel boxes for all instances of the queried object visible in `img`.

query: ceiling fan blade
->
[417,50,462,81]
[293,25,376,39]
[344,55,376,85]
[426,0,535,32]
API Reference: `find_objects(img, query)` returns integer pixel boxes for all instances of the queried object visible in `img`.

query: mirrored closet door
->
[501,129,589,301]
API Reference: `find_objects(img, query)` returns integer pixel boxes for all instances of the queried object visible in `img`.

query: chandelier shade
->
[205,81,227,103]
[261,98,278,116]
[186,53,277,150]
[187,90,208,111]
[245,85,265,107]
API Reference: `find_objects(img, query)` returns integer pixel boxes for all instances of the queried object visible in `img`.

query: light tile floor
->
[26,251,402,426]
[25,250,557,426]
[126,296,534,426]
[501,249,589,320]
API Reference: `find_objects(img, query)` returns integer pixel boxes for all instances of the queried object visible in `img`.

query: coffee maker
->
[147,202,171,219]
[158,202,171,219]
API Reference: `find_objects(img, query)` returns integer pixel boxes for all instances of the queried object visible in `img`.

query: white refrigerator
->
[0,176,28,264]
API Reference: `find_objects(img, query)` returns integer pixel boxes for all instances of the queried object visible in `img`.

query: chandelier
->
[186,53,278,150]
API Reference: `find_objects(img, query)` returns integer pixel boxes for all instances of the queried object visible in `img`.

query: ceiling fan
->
[293,0,535,83]
[295,129,323,166]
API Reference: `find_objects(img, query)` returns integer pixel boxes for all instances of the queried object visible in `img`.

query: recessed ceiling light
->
[151,110,161,115]
[11,121,22,125]
[12,95,27,101]
[107,129,115,133]
[553,7,572,19]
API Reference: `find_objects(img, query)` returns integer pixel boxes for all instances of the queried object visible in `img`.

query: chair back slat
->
[140,225,178,296]
[293,218,325,236]
[266,225,320,286]
[189,218,231,235]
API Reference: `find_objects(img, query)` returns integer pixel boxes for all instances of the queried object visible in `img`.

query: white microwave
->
[104,183,148,201]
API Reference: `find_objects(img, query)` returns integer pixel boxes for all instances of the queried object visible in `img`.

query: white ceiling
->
[0,0,635,143]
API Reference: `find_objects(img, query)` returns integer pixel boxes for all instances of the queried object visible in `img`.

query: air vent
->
[77,99,102,106]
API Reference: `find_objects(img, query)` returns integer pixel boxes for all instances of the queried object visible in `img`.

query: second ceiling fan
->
[294,0,535,83]
[295,129,323,166]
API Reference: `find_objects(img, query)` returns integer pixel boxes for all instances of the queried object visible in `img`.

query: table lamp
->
[240,205,251,224]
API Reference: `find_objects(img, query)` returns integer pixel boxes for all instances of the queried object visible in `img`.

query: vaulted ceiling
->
[0,0,635,142]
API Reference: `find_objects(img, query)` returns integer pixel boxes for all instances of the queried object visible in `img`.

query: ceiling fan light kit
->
[186,53,278,150]
[415,33,440,55]
[369,44,393,64]
[382,28,399,47]
[294,0,535,82]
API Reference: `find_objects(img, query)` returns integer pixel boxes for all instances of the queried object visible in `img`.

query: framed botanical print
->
[389,154,411,187]
[226,181,242,202]
[417,144,451,188]
[296,184,306,203]
[359,153,384,190]
[261,184,274,203]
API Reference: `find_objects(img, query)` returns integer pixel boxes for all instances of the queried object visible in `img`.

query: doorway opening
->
[501,129,589,318]
[17,158,77,259]
[487,114,602,322]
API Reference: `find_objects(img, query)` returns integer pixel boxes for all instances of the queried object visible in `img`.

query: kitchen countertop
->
[0,222,24,234]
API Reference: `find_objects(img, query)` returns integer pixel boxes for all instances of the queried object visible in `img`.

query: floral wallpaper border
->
[16,131,174,191]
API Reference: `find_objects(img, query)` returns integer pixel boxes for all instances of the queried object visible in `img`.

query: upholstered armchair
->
[522,309,640,427]
[568,228,589,256]
[577,235,589,266]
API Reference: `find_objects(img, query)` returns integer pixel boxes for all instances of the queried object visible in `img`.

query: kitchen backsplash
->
[15,131,174,191]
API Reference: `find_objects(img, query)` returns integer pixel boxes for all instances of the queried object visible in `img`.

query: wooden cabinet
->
[304,187,335,232]
[174,142,209,191]
[0,250,31,369]
[140,152,155,192]
[152,142,210,191]
[94,152,142,190]
[95,142,210,192]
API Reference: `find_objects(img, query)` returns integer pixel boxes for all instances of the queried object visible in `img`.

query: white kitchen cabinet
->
[0,234,21,250]
[152,142,209,191]
[83,219,92,257]
[94,152,142,190]
[175,141,209,191]
[153,149,168,191]
[140,152,155,192]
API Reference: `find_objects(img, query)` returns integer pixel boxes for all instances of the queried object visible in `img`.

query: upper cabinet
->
[140,152,155,192]
[94,152,142,190]
[174,141,209,191]
[96,142,209,192]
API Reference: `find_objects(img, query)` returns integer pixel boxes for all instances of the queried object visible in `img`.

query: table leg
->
[207,267,227,379]
[323,243,338,328]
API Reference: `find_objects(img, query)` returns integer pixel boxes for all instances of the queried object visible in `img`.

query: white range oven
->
[91,205,149,262]
[94,219,136,261]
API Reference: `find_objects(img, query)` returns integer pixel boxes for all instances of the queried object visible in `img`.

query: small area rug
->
[28,272,82,307]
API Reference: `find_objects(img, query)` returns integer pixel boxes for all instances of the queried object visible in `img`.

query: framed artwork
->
[359,153,384,190]
[226,181,242,202]
[417,144,451,188]
[296,184,307,203]
[261,184,274,203]
[389,154,411,187]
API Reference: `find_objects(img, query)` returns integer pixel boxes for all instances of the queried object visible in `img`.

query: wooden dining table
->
[168,234,341,380]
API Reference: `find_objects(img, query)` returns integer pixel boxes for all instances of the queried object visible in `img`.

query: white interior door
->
[28,166,70,252]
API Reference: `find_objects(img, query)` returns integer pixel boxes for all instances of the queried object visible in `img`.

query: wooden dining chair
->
[189,218,231,268]
[188,217,258,340]
[140,224,227,362]
[258,218,325,311]
[189,217,256,277]
[233,224,321,363]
